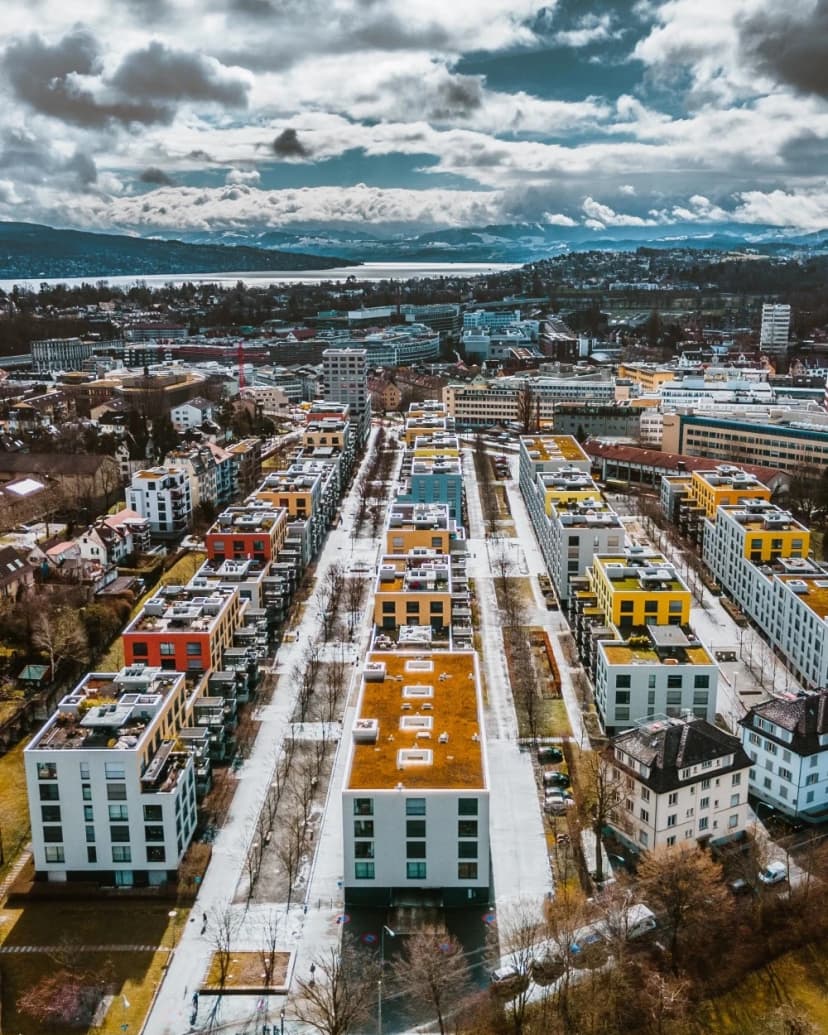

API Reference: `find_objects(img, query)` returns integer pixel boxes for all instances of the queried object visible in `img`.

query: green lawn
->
[0,739,32,877]
[539,697,572,739]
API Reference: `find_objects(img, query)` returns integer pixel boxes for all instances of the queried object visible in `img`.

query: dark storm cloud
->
[139,167,175,185]
[0,127,96,188]
[430,74,484,118]
[3,29,171,126]
[110,42,249,107]
[272,128,310,158]
[740,1,828,99]
[779,131,828,174]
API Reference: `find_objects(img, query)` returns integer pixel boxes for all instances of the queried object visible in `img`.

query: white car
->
[758,861,788,885]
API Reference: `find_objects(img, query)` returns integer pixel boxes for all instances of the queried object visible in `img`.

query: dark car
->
[537,746,563,764]
[543,770,571,788]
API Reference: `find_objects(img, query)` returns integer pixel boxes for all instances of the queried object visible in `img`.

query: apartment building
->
[342,650,489,907]
[122,584,243,676]
[760,303,791,349]
[126,466,193,538]
[227,438,263,498]
[404,415,453,447]
[662,466,773,545]
[252,470,325,553]
[740,691,828,823]
[205,503,288,564]
[25,666,200,885]
[596,626,718,735]
[443,376,614,429]
[518,434,592,485]
[396,455,464,522]
[589,553,691,631]
[374,552,454,634]
[190,556,271,609]
[385,502,461,556]
[609,717,751,852]
[31,336,95,373]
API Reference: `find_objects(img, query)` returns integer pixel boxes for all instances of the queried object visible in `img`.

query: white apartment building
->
[126,466,193,538]
[342,650,490,907]
[638,409,664,448]
[322,347,371,439]
[31,336,95,373]
[760,303,791,348]
[610,717,752,852]
[443,377,615,428]
[595,626,719,735]
[25,666,200,886]
[740,691,828,823]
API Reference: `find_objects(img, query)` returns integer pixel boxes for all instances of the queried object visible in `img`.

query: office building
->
[760,304,791,349]
[323,348,371,441]
[31,337,95,373]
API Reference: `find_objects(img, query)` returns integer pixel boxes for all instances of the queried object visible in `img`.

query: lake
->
[0,261,520,292]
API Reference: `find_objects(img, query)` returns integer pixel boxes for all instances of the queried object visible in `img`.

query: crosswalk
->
[0,944,171,953]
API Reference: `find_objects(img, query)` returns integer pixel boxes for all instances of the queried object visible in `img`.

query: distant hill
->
[0,222,354,281]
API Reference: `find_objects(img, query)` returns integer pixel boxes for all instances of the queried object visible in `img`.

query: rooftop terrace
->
[128,584,237,634]
[602,625,712,666]
[346,651,484,791]
[521,434,589,464]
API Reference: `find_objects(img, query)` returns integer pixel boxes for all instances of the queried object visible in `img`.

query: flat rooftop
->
[346,651,484,791]
[128,585,237,634]
[210,505,284,534]
[778,574,828,620]
[388,502,452,530]
[376,554,451,594]
[602,625,712,666]
[521,434,589,464]
[594,554,686,593]
[29,667,186,752]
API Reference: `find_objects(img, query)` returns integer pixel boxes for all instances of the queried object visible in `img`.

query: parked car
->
[544,797,575,814]
[537,746,563,764]
[727,878,753,895]
[543,770,571,788]
[758,861,788,885]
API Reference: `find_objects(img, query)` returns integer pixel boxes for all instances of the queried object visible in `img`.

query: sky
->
[1,0,827,236]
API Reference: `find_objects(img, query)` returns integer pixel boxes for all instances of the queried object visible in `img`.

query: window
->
[143,805,163,821]
[112,846,132,863]
[39,784,59,801]
[105,763,126,779]
[406,862,427,879]
[41,805,61,823]
[43,826,63,843]
[701,778,711,790]
[615,674,631,689]
[667,675,683,689]
[354,799,373,816]
[806,773,819,786]
[131,642,148,657]
[87,846,97,864]
[458,799,478,815]
[668,792,678,806]
[110,826,130,842]
[406,798,426,816]
[45,846,65,863]
[640,808,649,822]
[458,820,478,838]
[147,846,166,863]
[406,820,425,837]
[728,815,739,829]
[406,841,426,859]
[355,842,374,859]
[666,836,676,847]
[186,642,201,656]
[638,831,649,847]
[160,643,175,656]
[779,785,789,800]
[778,767,793,782]
[355,820,374,838]
[700,797,710,810]
[458,841,478,859]
[616,691,630,705]
[82,805,94,823]
[699,817,709,831]
[80,762,90,779]
[648,674,656,689]
[82,784,92,801]
[145,825,165,842]
[732,773,741,787]
[107,784,127,801]
[641,787,650,802]
[37,762,57,780]
[86,825,95,843]
[108,805,128,821]
[694,675,710,689]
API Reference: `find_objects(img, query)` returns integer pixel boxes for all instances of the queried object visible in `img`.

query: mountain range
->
[0,220,827,282]
[0,222,353,282]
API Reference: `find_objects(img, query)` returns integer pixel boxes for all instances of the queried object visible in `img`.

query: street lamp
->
[378,925,395,1035]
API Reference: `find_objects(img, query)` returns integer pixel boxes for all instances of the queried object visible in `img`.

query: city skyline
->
[0,1,826,235]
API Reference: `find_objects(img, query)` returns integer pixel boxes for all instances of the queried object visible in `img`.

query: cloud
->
[582,196,656,227]
[3,28,169,126]
[110,41,249,107]
[225,167,260,184]
[553,13,616,47]
[139,167,175,186]
[272,128,310,158]
[740,1,828,99]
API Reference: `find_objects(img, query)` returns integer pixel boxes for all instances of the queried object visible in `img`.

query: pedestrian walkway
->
[0,943,171,953]
[0,848,31,906]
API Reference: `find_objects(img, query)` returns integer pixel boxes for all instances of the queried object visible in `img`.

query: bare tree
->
[208,904,241,991]
[581,750,625,885]
[392,930,472,1035]
[33,606,89,678]
[258,910,282,989]
[494,899,545,1035]
[515,382,539,435]
[292,947,379,1035]
[277,806,306,911]
[344,576,368,640]
[638,843,732,970]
